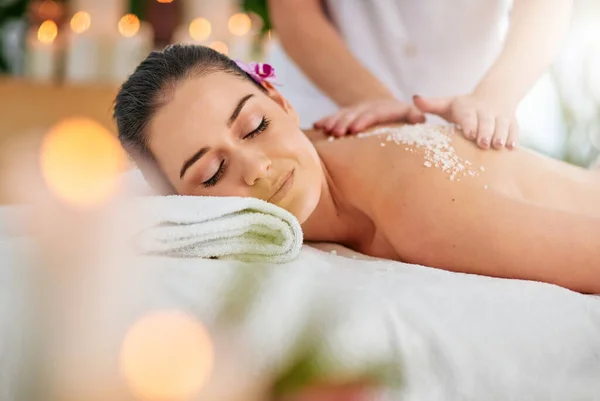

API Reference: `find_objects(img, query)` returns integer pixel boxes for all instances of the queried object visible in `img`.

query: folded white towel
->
[131,195,303,263]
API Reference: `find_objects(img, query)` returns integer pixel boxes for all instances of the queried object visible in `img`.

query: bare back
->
[313,124,600,293]
[316,125,600,218]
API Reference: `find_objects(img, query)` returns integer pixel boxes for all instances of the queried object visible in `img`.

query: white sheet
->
[95,248,600,400]
[1,207,600,400]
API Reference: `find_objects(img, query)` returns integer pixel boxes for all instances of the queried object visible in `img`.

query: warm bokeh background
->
[0,0,599,203]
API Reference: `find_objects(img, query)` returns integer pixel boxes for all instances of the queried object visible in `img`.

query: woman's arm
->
[268,0,394,106]
[380,179,600,294]
[473,0,574,110]
[413,0,573,149]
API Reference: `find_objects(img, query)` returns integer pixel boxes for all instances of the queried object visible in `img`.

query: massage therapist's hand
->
[413,93,519,150]
[313,98,426,137]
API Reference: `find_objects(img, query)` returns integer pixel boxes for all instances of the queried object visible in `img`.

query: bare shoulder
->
[315,124,487,198]
[315,124,492,259]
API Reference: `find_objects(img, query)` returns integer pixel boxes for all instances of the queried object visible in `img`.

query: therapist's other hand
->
[413,94,519,150]
[313,99,426,137]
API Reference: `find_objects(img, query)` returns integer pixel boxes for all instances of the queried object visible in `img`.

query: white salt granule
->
[327,136,335,142]
[330,250,337,255]
[380,143,386,147]
[357,124,484,181]
[484,185,488,190]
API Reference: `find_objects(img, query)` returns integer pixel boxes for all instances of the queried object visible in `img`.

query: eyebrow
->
[180,147,209,179]
[227,94,254,127]
[179,94,254,179]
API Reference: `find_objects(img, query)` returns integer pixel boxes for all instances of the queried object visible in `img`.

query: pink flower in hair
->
[234,60,279,86]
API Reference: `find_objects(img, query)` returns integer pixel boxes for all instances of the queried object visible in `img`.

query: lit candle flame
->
[118,14,140,38]
[120,311,214,401]
[40,118,126,208]
[38,20,58,44]
[209,41,229,55]
[189,17,211,42]
[70,11,91,34]
[228,13,251,36]
[156,0,174,2]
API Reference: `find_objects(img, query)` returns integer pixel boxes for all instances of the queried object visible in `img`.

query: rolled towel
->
[131,195,303,263]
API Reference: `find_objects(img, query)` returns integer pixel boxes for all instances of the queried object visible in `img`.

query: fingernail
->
[508,141,517,149]
[496,139,505,147]
[480,138,490,147]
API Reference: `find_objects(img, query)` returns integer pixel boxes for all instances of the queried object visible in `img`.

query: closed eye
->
[244,116,271,139]
[202,160,226,188]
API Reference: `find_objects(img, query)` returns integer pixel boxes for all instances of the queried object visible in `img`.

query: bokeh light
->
[40,118,126,208]
[120,310,214,401]
[228,13,251,36]
[248,12,264,33]
[209,41,228,55]
[37,20,58,44]
[189,17,211,42]
[70,11,91,34]
[118,14,140,38]
[157,0,174,2]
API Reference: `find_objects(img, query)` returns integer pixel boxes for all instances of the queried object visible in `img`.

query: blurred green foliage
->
[0,0,27,73]
[241,0,270,36]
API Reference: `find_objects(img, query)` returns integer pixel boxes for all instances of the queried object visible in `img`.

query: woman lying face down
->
[115,45,600,294]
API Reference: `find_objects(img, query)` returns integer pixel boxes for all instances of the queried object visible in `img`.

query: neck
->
[301,160,373,247]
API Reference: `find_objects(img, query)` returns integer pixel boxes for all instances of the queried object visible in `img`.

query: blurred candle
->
[228,12,252,60]
[112,14,154,83]
[183,0,233,41]
[172,17,211,45]
[64,11,101,83]
[263,30,275,60]
[209,41,229,56]
[70,0,126,35]
[189,17,212,42]
[25,20,59,82]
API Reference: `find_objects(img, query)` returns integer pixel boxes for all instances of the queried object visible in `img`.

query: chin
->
[285,183,321,224]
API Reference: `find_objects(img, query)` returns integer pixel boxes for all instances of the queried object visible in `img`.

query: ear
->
[262,81,300,125]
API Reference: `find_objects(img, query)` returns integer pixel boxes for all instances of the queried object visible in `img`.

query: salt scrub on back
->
[355,124,486,183]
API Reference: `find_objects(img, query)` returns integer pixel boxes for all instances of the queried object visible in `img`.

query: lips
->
[267,169,294,203]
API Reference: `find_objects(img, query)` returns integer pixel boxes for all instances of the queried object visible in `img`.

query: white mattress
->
[0,207,9,238]
[1,205,600,400]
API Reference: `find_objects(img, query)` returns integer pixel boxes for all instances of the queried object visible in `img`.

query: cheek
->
[271,126,314,157]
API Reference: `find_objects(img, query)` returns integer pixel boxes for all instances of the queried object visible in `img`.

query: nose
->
[241,152,271,186]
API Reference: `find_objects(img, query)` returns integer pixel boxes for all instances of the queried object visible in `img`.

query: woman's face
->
[148,71,323,223]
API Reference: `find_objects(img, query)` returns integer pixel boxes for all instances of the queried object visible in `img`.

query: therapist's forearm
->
[269,0,394,106]
[474,0,573,109]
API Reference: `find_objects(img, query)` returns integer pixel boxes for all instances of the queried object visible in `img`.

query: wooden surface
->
[0,78,121,204]
[0,77,119,138]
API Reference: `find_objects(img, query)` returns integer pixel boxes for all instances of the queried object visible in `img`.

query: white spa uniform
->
[266,0,567,157]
